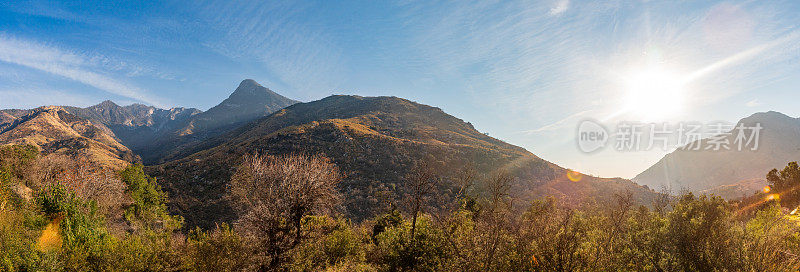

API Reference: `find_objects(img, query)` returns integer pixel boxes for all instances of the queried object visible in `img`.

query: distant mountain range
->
[64,100,201,156]
[633,111,800,199]
[67,79,298,164]
[0,79,656,228]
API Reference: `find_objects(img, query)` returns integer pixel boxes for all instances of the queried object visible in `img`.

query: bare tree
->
[228,153,342,271]
[451,165,477,212]
[438,170,514,271]
[478,171,513,271]
[405,160,439,240]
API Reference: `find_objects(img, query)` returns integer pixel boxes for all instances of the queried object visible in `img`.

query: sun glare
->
[622,67,686,121]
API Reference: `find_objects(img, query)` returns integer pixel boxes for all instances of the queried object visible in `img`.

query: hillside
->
[0,109,32,124]
[634,111,800,199]
[150,95,657,228]
[135,79,299,163]
[0,106,135,170]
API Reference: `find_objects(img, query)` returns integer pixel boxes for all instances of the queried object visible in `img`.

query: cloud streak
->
[685,31,800,84]
[522,109,592,134]
[0,35,164,107]
[190,0,344,100]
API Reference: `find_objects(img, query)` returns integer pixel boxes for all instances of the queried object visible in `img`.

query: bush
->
[185,223,252,272]
[34,183,118,271]
[372,215,450,272]
[0,210,53,271]
[120,164,182,231]
[288,216,372,271]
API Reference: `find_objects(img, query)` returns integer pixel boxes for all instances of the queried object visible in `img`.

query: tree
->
[404,160,439,240]
[767,161,800,208]
[518,197,589,271]
[666,193,735,271]
[228,153,342,271]
[473,171,513,271]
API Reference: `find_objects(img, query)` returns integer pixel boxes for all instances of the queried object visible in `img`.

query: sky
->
[1,0,799,179]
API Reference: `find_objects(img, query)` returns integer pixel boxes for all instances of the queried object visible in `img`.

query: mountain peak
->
[238,79,261,88]
[97,100,120,108]
[634,110,800,199]
[229,79,275,99]
[219,79,297,107]
[737,111,799,129]
[742,111,795,122]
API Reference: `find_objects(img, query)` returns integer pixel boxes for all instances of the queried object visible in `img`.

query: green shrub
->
[34,183,118,271]
[372,215,450,272]
[289,216,372,271]
[0,211,53,271]
[120,164,182,231]
[185,223,252,272]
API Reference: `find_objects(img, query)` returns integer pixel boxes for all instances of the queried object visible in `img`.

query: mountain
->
[0,81,656,229]
[31,79,299,164]
[149,95,657,228]
[176,79,299,136]
[0,80,296,166]
[135,79,299,163]
[64,101,201,152]
[633,111,800,199]
[0,106,135,170]
[0,109,31,125]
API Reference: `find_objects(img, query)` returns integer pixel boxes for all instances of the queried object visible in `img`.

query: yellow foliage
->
[36,217,62,252]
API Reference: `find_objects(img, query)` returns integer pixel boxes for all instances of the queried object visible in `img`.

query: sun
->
[622,66,686,121]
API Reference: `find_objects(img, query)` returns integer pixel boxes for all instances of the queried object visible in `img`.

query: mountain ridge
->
[0,80,658,229]
[633,111,800,199]
[63,100,202,152]
[149,94,657,228]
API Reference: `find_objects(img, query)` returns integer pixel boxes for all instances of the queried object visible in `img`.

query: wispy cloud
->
[522,109,592,134]
[400,1,623,116]
[190,0,344,100]
[0,35,165,107]
[1,0,86,22]
[402,0,800,119]
[549,0,570,16]
[685,31,800,84]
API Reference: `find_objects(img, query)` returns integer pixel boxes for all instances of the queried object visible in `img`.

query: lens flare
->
[567,170,583,182]
[766,194,780,201]
[763,186,771,193]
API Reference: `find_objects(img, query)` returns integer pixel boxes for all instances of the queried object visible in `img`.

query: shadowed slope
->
[136,79,299,163]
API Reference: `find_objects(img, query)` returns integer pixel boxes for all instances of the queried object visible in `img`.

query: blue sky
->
[1,0,799,178]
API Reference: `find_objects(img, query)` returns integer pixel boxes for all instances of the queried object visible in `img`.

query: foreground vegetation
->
[1,144,800,271]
